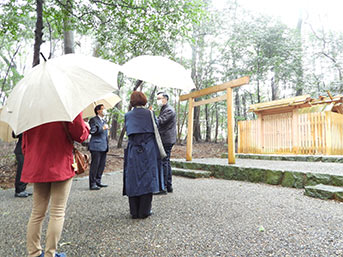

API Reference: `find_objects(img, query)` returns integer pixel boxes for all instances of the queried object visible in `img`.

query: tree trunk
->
[32,0,44,67]
[0,47,20,104]
[256,79,261,103]
[205,104,211,142]
[295,14,304,96]
[177,99,188,145]
[148,86,157,107]
[110,101,121,140]
[271,76,279,100]
[63,0,74,54]
[117,80,143,148]
[242,94,247,119]
[193,105,201,142]
[214,103,219,143]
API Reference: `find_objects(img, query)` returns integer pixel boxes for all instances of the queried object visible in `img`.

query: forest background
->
[1,0,343,145]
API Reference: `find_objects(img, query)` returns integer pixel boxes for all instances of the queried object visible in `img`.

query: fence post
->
[325,111,332,155]
[257,115,263,153]
[292,110,298,154]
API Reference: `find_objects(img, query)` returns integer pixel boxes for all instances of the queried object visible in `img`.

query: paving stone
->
[304,184,343,201]
[172,168,211,178]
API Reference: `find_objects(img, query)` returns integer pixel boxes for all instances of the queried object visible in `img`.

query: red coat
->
[21,113,90,183]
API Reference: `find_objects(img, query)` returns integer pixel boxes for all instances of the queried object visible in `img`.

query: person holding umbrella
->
[21,113,89,257]
[0,53,119,257]
[123,91,164,219]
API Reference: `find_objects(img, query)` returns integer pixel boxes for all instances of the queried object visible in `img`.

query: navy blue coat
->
[88,116,109,152]
[123,107,164,197]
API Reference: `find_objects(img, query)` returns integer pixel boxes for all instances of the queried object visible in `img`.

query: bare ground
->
[0,140,227,189]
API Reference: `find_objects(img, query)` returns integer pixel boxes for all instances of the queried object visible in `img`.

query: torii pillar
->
[179,76,250,164]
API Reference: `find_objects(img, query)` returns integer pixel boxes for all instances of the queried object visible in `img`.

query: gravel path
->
[173,158,343,176]
[1,170,343,257]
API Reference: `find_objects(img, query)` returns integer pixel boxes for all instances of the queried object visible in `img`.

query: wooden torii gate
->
[179,76,250,164]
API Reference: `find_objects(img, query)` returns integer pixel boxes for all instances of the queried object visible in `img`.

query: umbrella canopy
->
[119,55,195,91]
[0,54,120,135]
[0,107,14,143]
[82,93,122,118]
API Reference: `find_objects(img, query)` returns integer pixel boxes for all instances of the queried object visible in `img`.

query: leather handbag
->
[62,123,89,175]
[150,110,167,159]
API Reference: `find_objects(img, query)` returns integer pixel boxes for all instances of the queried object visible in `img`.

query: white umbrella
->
[0,54,120,135]
[119,55,196,91]
[0,107,14,143]
[82,93,122,118]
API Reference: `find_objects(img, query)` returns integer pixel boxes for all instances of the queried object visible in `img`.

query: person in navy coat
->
[88,104,109,190]
[123,91,164,219]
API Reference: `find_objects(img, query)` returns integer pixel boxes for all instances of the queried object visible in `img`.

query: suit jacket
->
[21,113,89,183]
[157,104,177,144]
[88,115,109,152]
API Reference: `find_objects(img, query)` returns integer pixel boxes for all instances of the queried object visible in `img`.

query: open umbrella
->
[0,54,120,135]
[0,107,14,143]
[82,93,122,118]
[119,55,196,91]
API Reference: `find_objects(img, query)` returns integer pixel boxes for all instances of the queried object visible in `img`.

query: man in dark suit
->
[156,92,177,193]
[88,104,109,190]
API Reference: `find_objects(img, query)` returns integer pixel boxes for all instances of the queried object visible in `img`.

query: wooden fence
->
[238,111,343,155]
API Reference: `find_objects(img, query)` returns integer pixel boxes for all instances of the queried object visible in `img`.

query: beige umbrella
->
[119,55,196,91]
[82,93,122,118]
[0,107,14,142]
[0,54,120,134]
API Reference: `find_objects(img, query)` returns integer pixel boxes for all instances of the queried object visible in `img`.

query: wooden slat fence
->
[238,111,343,155]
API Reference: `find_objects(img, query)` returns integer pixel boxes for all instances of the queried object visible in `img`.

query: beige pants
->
[27,178,72,257]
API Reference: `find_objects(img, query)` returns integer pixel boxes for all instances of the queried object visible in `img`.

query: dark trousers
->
[89,151,107,187]
[15,154,27,193]
[162,143,174,189]
[129,193,153,219]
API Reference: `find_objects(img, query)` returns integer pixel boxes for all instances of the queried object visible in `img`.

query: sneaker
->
[55,253,66,257]
[167,186,173,193]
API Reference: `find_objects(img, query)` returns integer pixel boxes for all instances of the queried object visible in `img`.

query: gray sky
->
[213,0,343,32]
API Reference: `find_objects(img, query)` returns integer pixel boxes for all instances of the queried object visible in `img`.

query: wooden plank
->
[227,88,235,164]
[249,95,311,111]
[325,112,332,155]
[179,76,249,101]
[237,121,242,153]
[257,115,263,153]
[186,98,194,161]
[193,94,227,107]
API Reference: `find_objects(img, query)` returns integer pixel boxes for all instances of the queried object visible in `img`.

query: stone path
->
[1,170,343,256]
[173,158,343,176]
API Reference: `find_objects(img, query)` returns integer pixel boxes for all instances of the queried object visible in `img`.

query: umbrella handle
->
[40,53,47,62]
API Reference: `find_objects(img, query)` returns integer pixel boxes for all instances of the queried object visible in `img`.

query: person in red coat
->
[21,113,89,257]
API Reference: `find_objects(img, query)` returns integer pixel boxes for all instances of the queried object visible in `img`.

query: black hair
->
[157,91,169,101]
[94,104,104,115]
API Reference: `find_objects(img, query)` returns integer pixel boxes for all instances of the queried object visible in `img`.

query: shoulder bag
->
[62,123,89,175]
[150,110,167,159]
